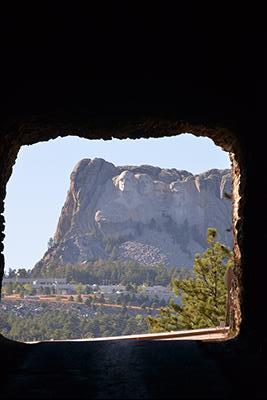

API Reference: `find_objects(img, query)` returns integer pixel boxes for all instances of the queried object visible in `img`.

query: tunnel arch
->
[0,118,243,336]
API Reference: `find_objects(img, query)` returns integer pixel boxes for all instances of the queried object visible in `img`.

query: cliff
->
[34,158,232,270]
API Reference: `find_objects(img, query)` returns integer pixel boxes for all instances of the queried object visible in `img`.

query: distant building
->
[2,277,70,294]
[99,285,126,294]
[142,285,180,303]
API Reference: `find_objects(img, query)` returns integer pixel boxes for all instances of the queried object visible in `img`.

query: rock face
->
[34,158,232,271]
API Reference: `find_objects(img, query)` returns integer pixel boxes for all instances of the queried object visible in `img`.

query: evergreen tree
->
[47,237,54,249]
[76,294,83,303]
[85,297,92,306]
[147,228,233,332]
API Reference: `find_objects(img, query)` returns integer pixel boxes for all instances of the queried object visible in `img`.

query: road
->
[3,294,159,311]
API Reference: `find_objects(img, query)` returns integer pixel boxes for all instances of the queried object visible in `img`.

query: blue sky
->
[3,134,230,272]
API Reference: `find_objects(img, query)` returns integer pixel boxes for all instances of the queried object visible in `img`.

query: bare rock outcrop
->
[34,158,232,271]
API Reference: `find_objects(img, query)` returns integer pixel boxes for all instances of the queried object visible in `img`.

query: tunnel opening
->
[0,128,241,343]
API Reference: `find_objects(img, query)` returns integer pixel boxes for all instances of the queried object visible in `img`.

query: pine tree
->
[47,237,54,249]
[147,228,233,332]
[76,294,83,303]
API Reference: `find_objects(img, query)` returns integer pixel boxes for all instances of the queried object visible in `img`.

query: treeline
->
[6,261,191,287]
[30,260,191,286]
[0,307,149,341]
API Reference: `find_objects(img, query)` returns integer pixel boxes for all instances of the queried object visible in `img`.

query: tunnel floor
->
[1,335,266,399]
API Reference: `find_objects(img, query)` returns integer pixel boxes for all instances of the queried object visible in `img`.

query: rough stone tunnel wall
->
[0,78,265,346]
[0,14,266,396]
